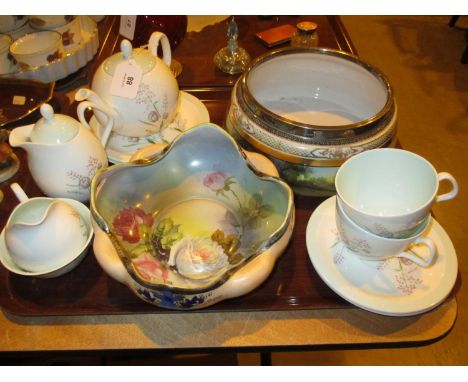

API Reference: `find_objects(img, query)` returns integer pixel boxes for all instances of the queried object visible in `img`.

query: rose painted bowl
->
[226,47,397,196]
[90,123,294,309]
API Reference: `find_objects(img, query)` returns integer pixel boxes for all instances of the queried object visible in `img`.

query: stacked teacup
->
[334,148,458,267]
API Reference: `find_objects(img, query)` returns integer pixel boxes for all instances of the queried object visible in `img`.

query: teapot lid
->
[30,104,80,144]
[103,39,156,76]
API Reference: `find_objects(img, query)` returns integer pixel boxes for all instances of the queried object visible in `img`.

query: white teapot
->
[75,32,179,141]
[9,104,108,202]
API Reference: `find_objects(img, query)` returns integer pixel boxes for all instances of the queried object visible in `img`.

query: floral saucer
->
[90,91,210,164]
[306,196,458,316]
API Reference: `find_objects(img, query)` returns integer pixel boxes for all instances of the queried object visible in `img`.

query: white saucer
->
[306,196,458,316]
[90,91,210,164]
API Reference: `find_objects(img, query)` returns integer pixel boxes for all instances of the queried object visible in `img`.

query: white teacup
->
[31,15,82,51]
[9,30,64,67]
[335,148,458,239]
[0,34,18,74]
[335,197,436,267]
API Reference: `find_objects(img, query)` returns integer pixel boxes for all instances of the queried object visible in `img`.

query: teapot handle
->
[76,101,114,148]
[148,32,172,67]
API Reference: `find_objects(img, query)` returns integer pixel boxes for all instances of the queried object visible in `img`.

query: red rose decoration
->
[112,207,153,243]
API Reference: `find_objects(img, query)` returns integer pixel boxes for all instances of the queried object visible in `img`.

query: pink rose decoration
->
[133,253,169,283]
[112,207,153,244]
[203,171,226,192]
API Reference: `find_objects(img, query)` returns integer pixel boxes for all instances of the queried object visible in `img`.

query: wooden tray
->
[0,15,356,316]
[0,89,350,316]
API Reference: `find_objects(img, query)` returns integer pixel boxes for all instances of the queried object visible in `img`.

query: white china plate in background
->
[306,196,458,316]
[90,91,210,164]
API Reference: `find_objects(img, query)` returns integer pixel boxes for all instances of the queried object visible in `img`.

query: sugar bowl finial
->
[214,17,251,75]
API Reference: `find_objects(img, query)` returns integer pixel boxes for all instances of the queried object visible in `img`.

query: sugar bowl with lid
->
[9,103,108,202]
[75,31,179,141]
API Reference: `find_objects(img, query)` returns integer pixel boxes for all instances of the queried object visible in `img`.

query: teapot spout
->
[75,88,117,147]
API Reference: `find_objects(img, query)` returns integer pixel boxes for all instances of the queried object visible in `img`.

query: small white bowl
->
[10,30,64,68]
[31,16,82,51]
[0,198,93,278]
[0,34,18,75]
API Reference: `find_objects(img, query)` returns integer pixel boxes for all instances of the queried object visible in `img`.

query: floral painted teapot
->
[75,31,179,141]
[9,104,108,202]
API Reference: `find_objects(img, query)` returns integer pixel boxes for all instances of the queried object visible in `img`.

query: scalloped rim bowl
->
[90,123,295,309]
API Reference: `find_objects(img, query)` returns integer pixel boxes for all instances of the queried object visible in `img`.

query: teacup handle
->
[398,236,436,268]
[148,32,172,67]
[435,172,458,202]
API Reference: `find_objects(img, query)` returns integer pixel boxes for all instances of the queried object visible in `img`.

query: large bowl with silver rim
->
[226,47,397,196]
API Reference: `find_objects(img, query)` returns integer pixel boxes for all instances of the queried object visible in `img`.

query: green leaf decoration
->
[138,224,152,241]
[258,204,274,218]
[166,231,183,244]
[131,243,151,258]
[157,218,174,235]
[225,210,240,228]
[247,216,262,229]
[248,196,259,210]
[252,192,263,204]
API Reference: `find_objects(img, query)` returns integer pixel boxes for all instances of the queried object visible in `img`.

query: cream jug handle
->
[76,100,114,148]
[148,31,172,67]
[435,172,458,203]
[10,183,29,204]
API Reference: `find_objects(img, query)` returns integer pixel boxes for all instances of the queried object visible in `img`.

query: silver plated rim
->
[240,47,394,139]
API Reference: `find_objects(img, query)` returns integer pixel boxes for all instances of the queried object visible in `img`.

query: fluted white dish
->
[1,16,99,83]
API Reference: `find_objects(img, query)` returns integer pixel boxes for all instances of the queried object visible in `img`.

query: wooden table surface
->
[0,16,457,355]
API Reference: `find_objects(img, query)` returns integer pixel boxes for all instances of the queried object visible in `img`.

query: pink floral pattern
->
[203,171,227,193]
[135,83,169,133]
[66,156,104,195]
[133,253,169,283]
[331,230,423,296]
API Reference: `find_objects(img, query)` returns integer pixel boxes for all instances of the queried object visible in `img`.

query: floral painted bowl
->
[90,123,294,309]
